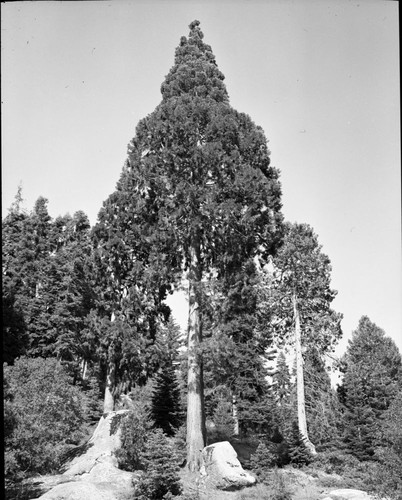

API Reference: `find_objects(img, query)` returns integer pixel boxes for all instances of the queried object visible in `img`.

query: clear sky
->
[2,0,400,356]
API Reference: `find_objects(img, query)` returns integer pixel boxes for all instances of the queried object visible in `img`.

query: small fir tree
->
[287,421,312,467]
[115,400,153,471]
[134,428,183,500]
[250,441,277,481]
[151,363,183,436]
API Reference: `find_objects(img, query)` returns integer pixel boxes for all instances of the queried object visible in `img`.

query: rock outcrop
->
[30,410,136,500]
[201,441,256,490]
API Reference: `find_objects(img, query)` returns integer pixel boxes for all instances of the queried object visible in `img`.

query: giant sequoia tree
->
[100,21,283,470]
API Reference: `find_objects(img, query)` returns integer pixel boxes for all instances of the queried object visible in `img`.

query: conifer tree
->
[2,196,97,372]
[99,20,283,469]
[2,191,30,363]
[274,351,291,403]
[338,316,402,460]
[134,428,183,500]
[272,351,294,435]
[288,420,312,467]
[151,317,184,436]
[151,364,183,436]
[259,222,342,455]
[303,347,342,449]
[203,259,276,436]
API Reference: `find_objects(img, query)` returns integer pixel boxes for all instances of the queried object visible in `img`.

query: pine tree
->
[303,347,342,449]
[259,222,342,455]
[92,189,173,412]
[134,428,182,500]
[2,192,29,362]
[272,351,294,436]
[99,20,283,469]
[45,211,97,374]
[203,259,276,436]
[2,196,97,373]
[338,316,402,460]
[151,363,183,436]
[287,420,312,467]
[274,351,291,403]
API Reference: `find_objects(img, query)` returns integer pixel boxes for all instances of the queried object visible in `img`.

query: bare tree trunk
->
[103,361,115,413]
[80,358,88,381]
[186,237,206,471]
[104,312,116,414]
[232,394,239,436]
[293,293,317,455]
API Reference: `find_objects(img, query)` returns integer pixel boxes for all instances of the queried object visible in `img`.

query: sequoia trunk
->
[186,237,206,471]
[103,312,116,413]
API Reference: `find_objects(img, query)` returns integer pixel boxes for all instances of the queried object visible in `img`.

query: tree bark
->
[186,237,206,471]
[232,394,239,436]
[80,358,88,381]
[103,312,116,414]
[103,361,115,413]
[293,293,317,455]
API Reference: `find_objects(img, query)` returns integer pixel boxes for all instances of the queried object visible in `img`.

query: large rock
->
[30,410,136,500]
[63,410,126,476]
[201,441,256,491]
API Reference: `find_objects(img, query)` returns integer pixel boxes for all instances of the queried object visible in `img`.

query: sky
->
[2,0,400,357]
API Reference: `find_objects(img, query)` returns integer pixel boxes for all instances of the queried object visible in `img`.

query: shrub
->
[207,399,235,444]
[239,469,292,500]
[115,401,153,471]
[314,449,361,475]
[366,448,402,500]
[268,468,292,500]
[134,428,182,499]
[250,442,277,481]
[171,423,187,466]
[236,483,272,499]
[287,422,313,467]
[4,356,87,483]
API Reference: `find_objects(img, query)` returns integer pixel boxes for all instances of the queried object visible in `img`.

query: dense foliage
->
[338,316,402,460]
[3,19,402,500]
[134,429,183,500]
[4,357,88,481]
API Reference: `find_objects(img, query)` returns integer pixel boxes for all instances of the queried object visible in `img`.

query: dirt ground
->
[179,466,348,500]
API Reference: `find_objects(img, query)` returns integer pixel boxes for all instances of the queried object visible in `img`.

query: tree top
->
[161,20,228,102]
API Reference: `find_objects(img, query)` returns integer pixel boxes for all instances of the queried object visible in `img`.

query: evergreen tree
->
[274,351,291,404]
[134,428,183,500]
[151,363,183,436]
[2,196,53,358]
[91,190,172,412]
[203,259,276,436]
[259,222,342,455]
[271,351,294,436]
[303,347,342,449]
[4,357,88,482]
[287,420,312,467]
[2,193,98,380]
[338,316,402,460]
[372,390,402,499]
[98,20,283,469]
[45,211,97,375]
